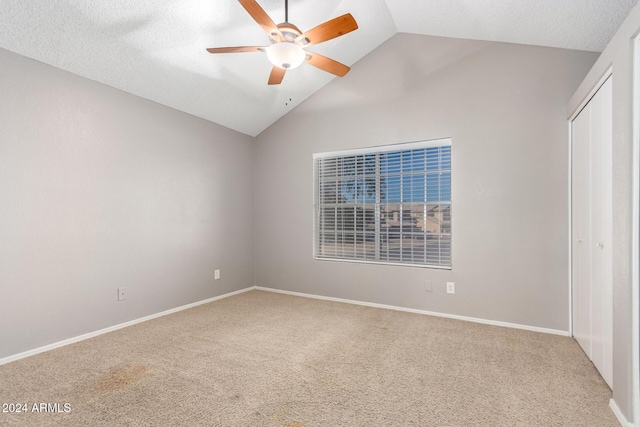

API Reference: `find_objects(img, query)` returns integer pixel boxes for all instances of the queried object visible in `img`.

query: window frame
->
[313,138,452,270]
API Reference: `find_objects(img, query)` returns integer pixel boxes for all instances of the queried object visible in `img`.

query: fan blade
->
[238,0,282,39]
[305,52,350,77]
[295,13,358,47]
[268,66,286,85]
[206,46,265,54]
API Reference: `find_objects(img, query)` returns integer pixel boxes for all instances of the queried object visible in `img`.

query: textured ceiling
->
[0,0,636,136]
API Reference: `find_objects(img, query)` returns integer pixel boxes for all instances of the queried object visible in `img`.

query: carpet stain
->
[269,407,293,425]
[505,337,524,347]
[94,365,151,393]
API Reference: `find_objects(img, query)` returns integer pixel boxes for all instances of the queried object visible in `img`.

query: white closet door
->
[572,103,592,358]
[571,76,613,389]
[590,77,613,388]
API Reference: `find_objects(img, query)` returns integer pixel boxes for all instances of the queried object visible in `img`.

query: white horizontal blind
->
[314,139,452,268]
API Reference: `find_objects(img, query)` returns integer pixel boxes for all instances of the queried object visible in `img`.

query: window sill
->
[314,256,452,270]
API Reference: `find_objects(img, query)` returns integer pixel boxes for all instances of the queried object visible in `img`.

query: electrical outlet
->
[214,269,220,280]
[446,282,455,294]
[424,280,433,292]
[117,287,127,301]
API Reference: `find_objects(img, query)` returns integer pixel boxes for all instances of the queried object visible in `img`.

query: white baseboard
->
[0,286,255,367]
[610,399,633,427]
[255,286,570,337]
[1,285,572,367]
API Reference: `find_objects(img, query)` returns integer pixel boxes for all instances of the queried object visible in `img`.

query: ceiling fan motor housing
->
[270,22,308,45]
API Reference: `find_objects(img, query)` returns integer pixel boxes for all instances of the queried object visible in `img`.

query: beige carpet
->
[0,290,618,426]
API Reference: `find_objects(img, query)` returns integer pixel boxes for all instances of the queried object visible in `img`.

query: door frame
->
[632,33,640,427]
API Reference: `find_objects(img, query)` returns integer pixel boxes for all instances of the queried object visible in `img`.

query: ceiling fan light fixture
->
[267,42,305,69]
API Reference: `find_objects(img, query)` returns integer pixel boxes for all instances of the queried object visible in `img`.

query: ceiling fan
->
[206,0,358,85]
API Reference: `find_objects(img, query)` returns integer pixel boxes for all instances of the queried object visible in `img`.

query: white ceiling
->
[0,0,636,136]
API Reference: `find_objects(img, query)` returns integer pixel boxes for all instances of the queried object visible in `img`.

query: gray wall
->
[0,48,254,359]
[568,2,640,421]
[254,34,597,332]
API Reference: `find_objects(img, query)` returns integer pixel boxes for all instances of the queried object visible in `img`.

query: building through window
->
[314,139,452,268]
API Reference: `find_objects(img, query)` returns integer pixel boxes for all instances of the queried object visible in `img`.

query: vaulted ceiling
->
[0,0,636,136]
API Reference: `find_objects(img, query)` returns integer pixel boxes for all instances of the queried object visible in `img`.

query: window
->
[314,139,452,269]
